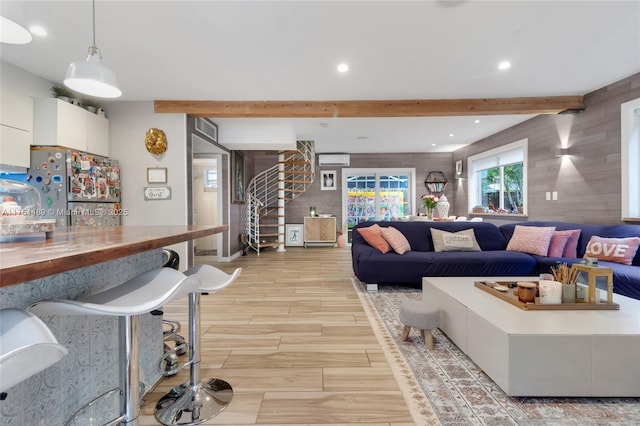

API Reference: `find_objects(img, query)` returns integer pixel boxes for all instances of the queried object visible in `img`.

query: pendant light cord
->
[92,0,96,48]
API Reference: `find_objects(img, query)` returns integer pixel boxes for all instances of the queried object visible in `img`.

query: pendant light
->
[64,0,121,98]
[0,16,33,44]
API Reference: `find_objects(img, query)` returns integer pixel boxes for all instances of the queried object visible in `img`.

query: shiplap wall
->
[453,72,640,225]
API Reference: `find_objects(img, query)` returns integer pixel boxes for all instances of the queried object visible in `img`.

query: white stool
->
[28,267,201,426]
[154,265,242,426]
[398,300,439,350]
[0,309,68,395]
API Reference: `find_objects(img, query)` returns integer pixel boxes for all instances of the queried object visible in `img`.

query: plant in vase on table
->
[550,262,579,303]
[421,194,439,219]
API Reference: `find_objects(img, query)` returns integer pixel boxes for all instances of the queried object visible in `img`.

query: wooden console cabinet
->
[304,216,336,247]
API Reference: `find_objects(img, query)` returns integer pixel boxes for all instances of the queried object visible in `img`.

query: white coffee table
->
[422,276,640,397]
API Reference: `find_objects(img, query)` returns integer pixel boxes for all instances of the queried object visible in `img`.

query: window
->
[621,98,640,219]
[468,139,527,214]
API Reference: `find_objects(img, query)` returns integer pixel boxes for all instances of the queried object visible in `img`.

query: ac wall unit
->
[318,154,350,166]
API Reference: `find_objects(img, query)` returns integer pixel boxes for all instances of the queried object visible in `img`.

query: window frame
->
[467,139,528,215]
[621,98,640,220]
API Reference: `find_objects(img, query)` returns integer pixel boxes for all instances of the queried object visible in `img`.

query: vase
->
[562,284,576,303]
[436,195,450,219]
[426,207,434,220]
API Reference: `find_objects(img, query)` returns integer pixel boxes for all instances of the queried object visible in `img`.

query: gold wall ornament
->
[145,128,168,155]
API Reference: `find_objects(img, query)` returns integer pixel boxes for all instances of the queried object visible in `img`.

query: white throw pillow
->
[431,228,482,252]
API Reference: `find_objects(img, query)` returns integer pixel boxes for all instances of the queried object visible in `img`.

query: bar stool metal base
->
[154,379,232,426]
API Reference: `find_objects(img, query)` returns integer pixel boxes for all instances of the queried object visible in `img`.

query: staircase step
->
[283,170,314,175]
[280,160,310,165]
[279,179,313,184]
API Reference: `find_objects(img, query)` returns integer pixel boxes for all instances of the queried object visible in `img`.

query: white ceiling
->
[1,1,639,153]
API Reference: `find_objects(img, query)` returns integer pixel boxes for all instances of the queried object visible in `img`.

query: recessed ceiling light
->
[0,16,33,44]
[474,119,480,124]
[498,61,511,70]
[29,25,47,37]
[432,143,437,146]
[448,133,455,137]
[337,63,349,73]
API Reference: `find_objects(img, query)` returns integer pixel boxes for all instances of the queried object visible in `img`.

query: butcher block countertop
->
[0,225,227,287]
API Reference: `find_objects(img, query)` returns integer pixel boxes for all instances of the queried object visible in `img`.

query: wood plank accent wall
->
[453,72,640,225]
[252,152,454,231]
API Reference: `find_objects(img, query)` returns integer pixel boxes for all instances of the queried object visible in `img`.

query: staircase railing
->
[245,140,315,254]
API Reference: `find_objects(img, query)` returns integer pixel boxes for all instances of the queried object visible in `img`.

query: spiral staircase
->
[245,140,316,254]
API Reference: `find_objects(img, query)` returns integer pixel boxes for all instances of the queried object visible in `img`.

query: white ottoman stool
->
[399,300,439,350]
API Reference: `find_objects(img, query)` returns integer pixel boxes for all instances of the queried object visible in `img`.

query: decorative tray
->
[474,281,620,311]
[0,219,56,240]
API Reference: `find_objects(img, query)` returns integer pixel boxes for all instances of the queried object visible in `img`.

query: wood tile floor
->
[139,247,415,425]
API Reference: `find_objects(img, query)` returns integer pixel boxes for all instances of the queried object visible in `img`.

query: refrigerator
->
[28,147,121,227]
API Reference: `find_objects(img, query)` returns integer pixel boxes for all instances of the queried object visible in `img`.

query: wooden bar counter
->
[0,224,227,425]
[0,225,227,287]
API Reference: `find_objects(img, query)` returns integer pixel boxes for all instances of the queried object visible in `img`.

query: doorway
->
[342,168,416,243]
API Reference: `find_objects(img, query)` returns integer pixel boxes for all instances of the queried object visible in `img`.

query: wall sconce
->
[424,171,448,194]
[554,147,571,157]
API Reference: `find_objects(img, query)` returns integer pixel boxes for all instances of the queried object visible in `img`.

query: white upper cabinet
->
[34,98,109,156]
[0,86,34,168]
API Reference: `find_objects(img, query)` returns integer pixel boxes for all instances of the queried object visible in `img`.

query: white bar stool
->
[154,265,242,426]
[0,309,68,395]
[28,267,201,426]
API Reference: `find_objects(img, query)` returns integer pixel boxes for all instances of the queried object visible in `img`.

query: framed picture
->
[321,170,337,191]
[232,151,245,203]
[147,167,168,183]
[455,160,463,177]
[285,224,304,247]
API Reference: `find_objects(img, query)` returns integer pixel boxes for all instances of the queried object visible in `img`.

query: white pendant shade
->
[64,47,122,98]
[0,16,33,44]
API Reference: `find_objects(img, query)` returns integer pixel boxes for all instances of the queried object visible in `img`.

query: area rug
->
[355,280,640,426]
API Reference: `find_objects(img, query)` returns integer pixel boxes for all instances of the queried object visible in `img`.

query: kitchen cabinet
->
[304,216,336,247]
[34,98,109,156]
[0,87,33,168]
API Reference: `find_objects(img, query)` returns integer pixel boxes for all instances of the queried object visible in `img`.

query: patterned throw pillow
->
[431,228,481,252]
[380,226,411,255]
[506,225,556,256]
[584,236,640,265]
[356,224,391,254]
[548,229,581,257]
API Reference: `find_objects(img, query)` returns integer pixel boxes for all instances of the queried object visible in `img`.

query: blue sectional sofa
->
[351,220,640,300]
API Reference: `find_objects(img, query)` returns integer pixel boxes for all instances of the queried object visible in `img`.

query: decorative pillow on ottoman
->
[431,228,481,252]
[506,225,556,256]
[356,224,391,253]
[584,236,640,265]
[381,226,411,254]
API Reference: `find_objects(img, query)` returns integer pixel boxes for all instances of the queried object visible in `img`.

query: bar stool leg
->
[120,315,140,425]
[154,293,232,425]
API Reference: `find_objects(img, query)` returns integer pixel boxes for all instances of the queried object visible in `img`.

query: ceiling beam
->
[154,96,584,118]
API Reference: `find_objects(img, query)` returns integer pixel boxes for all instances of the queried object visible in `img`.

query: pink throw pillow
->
[548,229,581,257]
[381,226,411,255]
[584,236,640,265]
[506,225,556,256]
[357,224,391,254]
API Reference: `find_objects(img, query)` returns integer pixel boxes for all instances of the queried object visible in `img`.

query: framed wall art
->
[320,170,337,190]
[147,167,168,183]
[285,224,304,247]
[232,151,245,203]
